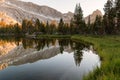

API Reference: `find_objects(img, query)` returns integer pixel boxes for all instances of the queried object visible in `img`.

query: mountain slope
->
[0,12,18,26]
[0,0,73,24]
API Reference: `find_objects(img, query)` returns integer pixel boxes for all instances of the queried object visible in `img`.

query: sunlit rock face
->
[0,0,19,26]
[0,12,18,26]
[85,9,103,24]
[0,41,17,56]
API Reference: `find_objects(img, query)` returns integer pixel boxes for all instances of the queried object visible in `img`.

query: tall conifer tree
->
[73,3,84,34]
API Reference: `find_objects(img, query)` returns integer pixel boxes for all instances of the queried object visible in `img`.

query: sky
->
[21,0,107,17]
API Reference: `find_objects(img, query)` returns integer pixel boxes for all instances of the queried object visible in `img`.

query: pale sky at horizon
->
[21,0,107,17]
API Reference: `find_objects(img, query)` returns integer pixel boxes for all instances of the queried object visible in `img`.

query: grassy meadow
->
[72,35,120,80]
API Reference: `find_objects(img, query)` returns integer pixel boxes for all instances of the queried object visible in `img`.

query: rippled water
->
[0,38,100,80]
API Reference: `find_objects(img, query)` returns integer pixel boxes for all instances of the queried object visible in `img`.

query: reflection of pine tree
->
[73,42,85,66]
[36,40,43,51]
[14,37,21,46]
[60,46,64,54]
[58,39,71,53]
[36,39,55,51]
[46,39,49,48]
[22,39,34,49]
[74,51,82,66]
[37,39,46,50]
[51,39,56,46]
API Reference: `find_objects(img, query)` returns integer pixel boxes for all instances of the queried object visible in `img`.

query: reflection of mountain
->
[0,63,8,70]
[0,41,16,56]
[0,45,61,66]
[0,43,72,67]
[0,38,89,71]
[0,38,101,80]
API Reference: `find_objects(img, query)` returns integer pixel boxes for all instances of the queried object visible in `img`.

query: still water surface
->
[0,38,100,80]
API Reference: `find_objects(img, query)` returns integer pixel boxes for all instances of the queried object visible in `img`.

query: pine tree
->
[40,21,45,34]
[58,18,64,34]
[70,18,75,34]
[45,21,49,34]
[103,0,115,34]
[93,15,103,35]
[35,19,45,34]
[86,16,92,34]
[115,0,120,34]
[87,15,91,27]
[64,23,70,34]
[22,19,28,33]
[73,3,84,34]
[27,20,34,34]
[14,23,21,36]
[49,24,56,34]
[35,19,41,32]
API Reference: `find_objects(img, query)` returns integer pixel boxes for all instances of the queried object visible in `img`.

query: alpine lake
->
[0,37,100,80]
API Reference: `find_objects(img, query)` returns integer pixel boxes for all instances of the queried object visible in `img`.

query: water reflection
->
[0,37,100,80]
[0,40,17,56]
[0,63,8,70]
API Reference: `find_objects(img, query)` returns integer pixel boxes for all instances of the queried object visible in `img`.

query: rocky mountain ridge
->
[0,0,73,25]
[0,0,103,26]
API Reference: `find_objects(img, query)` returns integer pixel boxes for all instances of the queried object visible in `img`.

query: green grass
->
[71,35,120,80]
[37,35,71,39]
